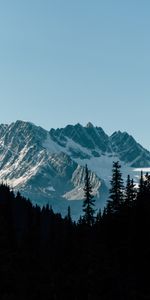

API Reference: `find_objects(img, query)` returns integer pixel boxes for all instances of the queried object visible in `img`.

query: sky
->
[0,0,150,149]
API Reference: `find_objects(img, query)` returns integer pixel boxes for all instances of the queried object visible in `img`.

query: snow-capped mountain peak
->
[0,120,149,218]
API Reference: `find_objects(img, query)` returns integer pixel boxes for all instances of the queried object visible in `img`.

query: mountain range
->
[0,120,150,218]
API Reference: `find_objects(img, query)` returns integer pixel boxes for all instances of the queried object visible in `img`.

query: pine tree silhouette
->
[124,175,136,208]
[82,164,95,226]
[107,161,124,213]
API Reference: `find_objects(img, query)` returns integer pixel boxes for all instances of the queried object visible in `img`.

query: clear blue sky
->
[0,0,150,149]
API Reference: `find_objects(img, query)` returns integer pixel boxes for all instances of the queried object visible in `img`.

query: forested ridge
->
[0,162,150,299]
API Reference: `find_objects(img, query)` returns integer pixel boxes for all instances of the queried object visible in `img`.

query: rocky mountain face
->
[0,120,150,218]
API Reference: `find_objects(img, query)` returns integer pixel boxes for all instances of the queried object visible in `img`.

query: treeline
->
[0,162,150,299]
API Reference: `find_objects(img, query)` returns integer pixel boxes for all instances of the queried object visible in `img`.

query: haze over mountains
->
[0,120,150,218]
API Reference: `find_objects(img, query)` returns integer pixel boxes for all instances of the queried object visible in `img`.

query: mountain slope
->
[0,120,150,218]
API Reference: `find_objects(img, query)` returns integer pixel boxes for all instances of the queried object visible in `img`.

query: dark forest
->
[0,161,149,299]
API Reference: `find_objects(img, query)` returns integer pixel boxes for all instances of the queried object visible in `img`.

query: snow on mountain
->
[0,120,150,218]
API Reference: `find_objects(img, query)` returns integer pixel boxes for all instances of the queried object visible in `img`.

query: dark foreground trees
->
[0,163,150,299]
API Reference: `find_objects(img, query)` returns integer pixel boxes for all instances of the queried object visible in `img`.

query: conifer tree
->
[137,171,146,209]
[82,164,95,226]
[124,175,136,208]
[138,172,150,201]
[107,161,124,213]
[139,171,144,196]
[144,173,150,193]
[66,205,72,224]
